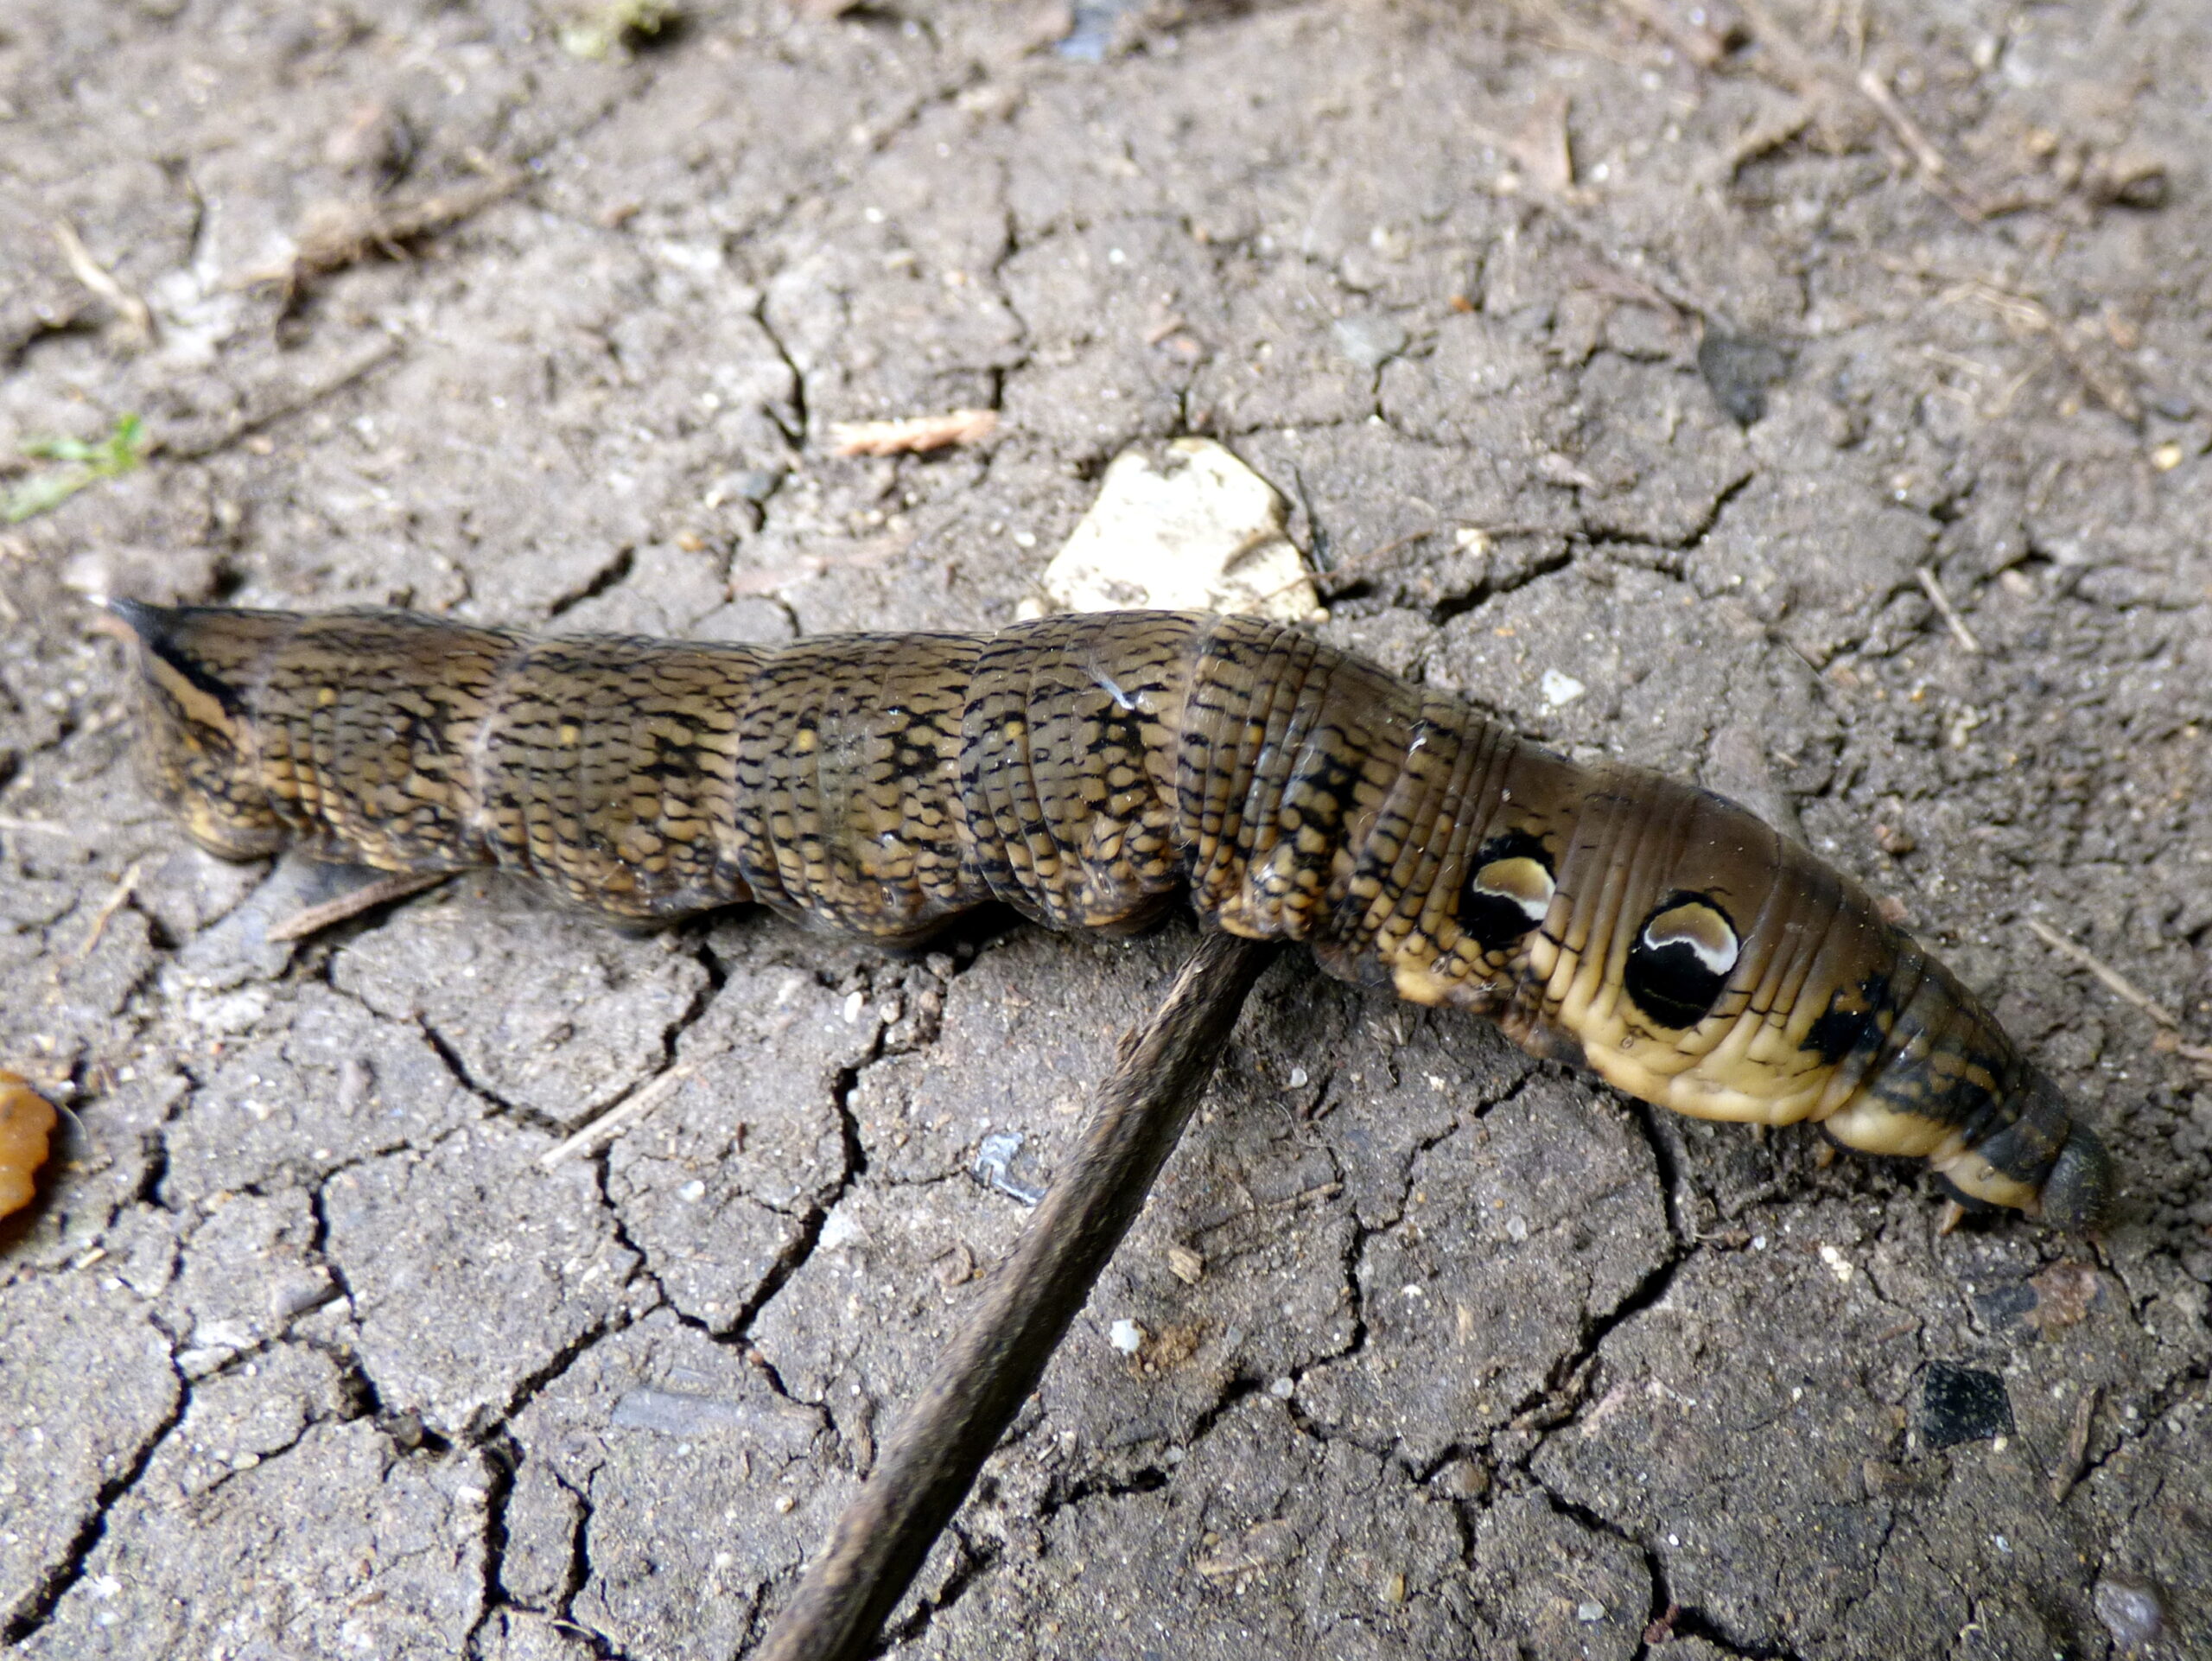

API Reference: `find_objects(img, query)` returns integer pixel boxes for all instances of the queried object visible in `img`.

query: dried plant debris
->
[1616,0,1745,67]
[3,413,148,525]
[239,172,523,290]
[0,1072,59,1219]
[1509,86,1576,196]
[829,408,999,457]
[50,220,154,343]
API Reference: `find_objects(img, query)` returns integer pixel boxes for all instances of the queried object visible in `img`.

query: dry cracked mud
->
[2,3,2209,1658]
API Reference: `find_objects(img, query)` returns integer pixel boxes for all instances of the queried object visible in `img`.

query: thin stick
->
[1854,68,1986,222]
[756,928,1281,1661]
[51,219,155,341]
[2024,919,2181,1028]
[539,1063,697,1169]
[1914,568,1982,654]
[267,869,452,942]
[75,858,143,960]
[2049,1383,2100,1504]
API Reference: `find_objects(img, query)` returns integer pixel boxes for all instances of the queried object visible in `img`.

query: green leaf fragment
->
[3,413,149,524]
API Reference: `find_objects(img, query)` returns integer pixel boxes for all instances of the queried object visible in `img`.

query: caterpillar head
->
[108,598,292,860]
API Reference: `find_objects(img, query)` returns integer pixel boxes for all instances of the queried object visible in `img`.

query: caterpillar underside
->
[113,601,2113,1230]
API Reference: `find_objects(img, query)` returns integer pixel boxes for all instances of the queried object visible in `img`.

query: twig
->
[1914,568,1982,653]
[76,859,144,960]
[1263,523,1564,608]
[829,409,998,457]
[2049,1383,2100,1504]
[756,928,1281,1661]
[1196,1178,1346,1239]
[2151,1029,2212,1083]
[1735,0,1988,224]
[2024,919,2181,1028]
[267,869,452,942]
[1854,67,1986,222]
[1942,279,2144,425]
[234,170,524,291]
[538,1063,699,1169]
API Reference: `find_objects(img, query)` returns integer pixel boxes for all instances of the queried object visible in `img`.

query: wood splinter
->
[755,928,1281,1661]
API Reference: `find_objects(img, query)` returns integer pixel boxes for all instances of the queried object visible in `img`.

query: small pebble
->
[1332,313,1408,371]
[931,1242,974,1289]
[1433,1457,1490,1500]
[1540,668,1586,708]
[2093,1576,2165,1651]
[1109,1319,1145,1355]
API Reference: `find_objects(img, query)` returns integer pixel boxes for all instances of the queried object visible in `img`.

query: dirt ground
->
[3,1,2209,1658]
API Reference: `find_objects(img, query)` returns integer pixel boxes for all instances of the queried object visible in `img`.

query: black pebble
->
[1919,1361,2014,1448]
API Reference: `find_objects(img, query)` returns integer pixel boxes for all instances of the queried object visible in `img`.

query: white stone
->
[1039,438,1319,621]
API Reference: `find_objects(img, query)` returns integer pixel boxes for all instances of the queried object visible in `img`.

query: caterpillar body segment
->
[112,599,2113,1230]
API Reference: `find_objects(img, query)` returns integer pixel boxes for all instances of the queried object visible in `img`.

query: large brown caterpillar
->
[112,601,2112,1229]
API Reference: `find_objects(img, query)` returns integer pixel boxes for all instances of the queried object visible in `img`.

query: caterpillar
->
[111,600,2113,1230]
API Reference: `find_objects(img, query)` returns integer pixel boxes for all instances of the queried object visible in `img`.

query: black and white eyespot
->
[1458,830,1555,954]
[1623,892,1740,1029]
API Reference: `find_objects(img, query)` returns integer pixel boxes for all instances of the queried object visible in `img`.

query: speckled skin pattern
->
[113,601,2111,1229]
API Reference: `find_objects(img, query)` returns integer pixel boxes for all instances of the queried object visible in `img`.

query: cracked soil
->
[2,2,2209,1658]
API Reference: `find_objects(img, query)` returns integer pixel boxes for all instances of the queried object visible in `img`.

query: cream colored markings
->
[1175,614,1270,929]
[1055,625,1183,930]
[113,602,289,858]
[854,637,957,934]
[1547,768,1687,1060]
[1701,862,1857,1123]
[740,637,880,929]
[849,633,976,939]
[1380,698,1502,1007]
[1346,693,1452,972]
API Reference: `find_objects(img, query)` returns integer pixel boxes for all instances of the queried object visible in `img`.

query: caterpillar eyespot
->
[1458,831,1556,954]
[110,600,2113,1231]
[1624,894,1740,1029]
